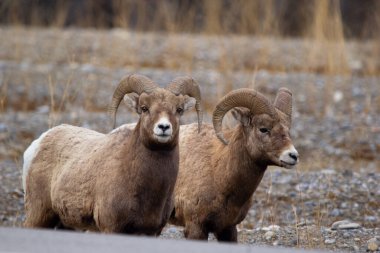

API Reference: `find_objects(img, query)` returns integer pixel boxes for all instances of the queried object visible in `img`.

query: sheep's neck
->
[215,126,266,207]
[116,122,179,171]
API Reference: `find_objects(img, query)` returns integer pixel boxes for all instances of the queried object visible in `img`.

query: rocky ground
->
[0,27,379,252]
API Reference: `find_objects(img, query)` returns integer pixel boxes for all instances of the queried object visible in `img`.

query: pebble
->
[264,231,275,241]
[330,208,342,217]
[261,225,281,232]
[352,245,360,252]
[367,238,379,252]
[331,220,361,230]
[364,216,377,222]
[338,223,361,230]
[343,232,351,239]
[324,238,336,244]
[0,123,7,132]
[333,90,343,103]
[37,105,50,114]
[166,227,178,233]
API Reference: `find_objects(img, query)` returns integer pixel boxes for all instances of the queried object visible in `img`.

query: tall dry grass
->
[1,1,379,74]
[1,1,379,37]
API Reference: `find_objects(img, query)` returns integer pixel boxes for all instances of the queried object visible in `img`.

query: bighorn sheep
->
[22,74,202,235]
[169,88,299,241]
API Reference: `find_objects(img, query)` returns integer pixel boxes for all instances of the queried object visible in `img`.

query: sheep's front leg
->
[215,226,237,242]
[184,223,208,240]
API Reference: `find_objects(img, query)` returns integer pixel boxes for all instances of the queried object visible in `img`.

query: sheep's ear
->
[183,96,196,112]
[231,107,251,127]
[123,93,141,114]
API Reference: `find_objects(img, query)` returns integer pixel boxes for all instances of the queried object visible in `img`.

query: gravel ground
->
[0,27,379,252]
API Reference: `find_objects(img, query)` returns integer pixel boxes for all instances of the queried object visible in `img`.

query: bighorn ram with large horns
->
[170,88,299,241]
[22,74,202,235]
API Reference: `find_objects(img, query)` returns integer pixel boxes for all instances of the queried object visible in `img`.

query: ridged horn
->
[108,74,157,129]
[274,87,292,125]
[212,88,276,145]
[166,76,203,133]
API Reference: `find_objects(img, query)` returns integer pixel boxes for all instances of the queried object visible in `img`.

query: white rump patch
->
[153,117,172,143]
[22,130,50,192]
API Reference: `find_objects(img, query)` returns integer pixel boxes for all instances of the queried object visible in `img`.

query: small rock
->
[272,240,279,246]
[331,220,361,230]
[330,208,342,217]
[324,238,336,245]
[343,232,351,239]
[261,225,281,232]
[352,245,360,252]
[0,123,7,132]
[320,226,330,233]
[321,168,336,175]
[37,105,50,114]
[364,216,377,223]
[333,90,343,103]
[264,231,275,241]
[166,227,178,233]
[338,223,361,230]
[367,238,379,252]
[81,64,96,73]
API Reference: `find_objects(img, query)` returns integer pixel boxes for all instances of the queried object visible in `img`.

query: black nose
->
[289,152,298,161]
[158,124,170,132]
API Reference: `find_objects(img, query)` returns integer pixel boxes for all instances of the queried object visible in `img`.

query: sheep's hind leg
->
[184,223,208,240]
[215,226,238,242]
[24,206,59,228]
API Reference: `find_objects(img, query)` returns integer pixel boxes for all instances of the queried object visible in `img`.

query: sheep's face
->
[124,89,195,149]
[232,108,298,169]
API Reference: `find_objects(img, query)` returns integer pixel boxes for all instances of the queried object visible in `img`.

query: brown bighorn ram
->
[22,74,202,235]
[170,88,299,242]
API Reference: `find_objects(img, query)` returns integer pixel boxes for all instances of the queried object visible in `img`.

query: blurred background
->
[0,0,379,251]
[1,0,380,39]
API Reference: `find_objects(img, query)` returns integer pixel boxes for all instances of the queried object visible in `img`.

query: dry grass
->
[1,1,379,76]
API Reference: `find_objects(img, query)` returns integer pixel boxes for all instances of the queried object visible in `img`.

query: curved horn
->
[108,74,157,129]
[166,76,203,133]
[274,87,292,125]
[212,88,276,145]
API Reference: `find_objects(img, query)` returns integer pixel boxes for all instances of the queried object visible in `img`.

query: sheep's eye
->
[141,106,149,113]
[259,128,269,133]
[176,107,183,114]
